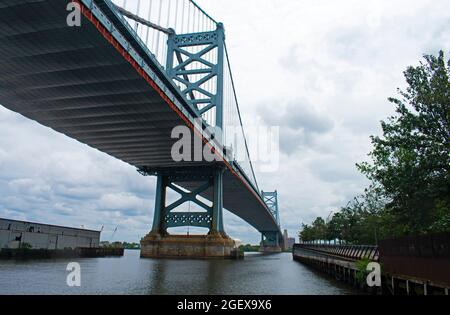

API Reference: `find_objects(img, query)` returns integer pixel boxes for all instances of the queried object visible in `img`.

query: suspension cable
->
[145,0,152,45]
[224,43,259,191]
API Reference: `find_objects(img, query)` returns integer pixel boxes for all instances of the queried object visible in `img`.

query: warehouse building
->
[0,218,100,250]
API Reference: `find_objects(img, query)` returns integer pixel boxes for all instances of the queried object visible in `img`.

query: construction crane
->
[110,226,119,242]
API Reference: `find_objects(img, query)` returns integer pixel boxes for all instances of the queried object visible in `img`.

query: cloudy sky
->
[0,0,449,244]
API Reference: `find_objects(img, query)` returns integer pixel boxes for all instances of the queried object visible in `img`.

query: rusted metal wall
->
[379,233,450,287]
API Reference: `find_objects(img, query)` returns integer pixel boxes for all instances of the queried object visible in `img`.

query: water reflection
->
[0,250,356,295]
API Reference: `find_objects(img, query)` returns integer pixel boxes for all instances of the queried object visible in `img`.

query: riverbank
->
[293,245,379,294]
[293,233,450,296]
[0,247,124,259]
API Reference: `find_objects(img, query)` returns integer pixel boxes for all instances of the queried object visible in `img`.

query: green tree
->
[299,217,328,242]
[357,50,450,235]
[326,212,345,242]
[311,217,327,241]
[299,223,314,242]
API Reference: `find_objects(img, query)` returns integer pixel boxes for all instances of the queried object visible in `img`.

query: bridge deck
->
[0,0,280,234]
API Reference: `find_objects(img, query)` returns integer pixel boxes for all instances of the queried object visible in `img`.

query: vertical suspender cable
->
[203,14,206,32]
[166,0,172,28]
[193,5,197,33]
[192,4,195,33]
[174,0,179,33]
[145,0,153,46]
[207,18,212,108]
[152,0,158,54]
[224,44,258,188]
[162,0,172,66]
[134,0,141,32]
[195,5,198,33]
[122,0,128,27]
[181,0,186,33]
[155,0,163,60]
[187,1,191,33]
[229,68,232,148]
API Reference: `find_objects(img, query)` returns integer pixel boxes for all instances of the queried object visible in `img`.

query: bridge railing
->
[110,0,260,192]
[294,243,380,262]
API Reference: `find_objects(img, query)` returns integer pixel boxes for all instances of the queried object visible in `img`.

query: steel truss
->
[166,25,225,131]
[140,167,226,235]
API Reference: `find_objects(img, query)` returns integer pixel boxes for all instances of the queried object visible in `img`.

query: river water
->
[0,250,356,295]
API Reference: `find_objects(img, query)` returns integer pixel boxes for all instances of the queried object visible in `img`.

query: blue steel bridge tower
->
[261,191,282,250]
[114,0,283,256]
[143,19,227,238]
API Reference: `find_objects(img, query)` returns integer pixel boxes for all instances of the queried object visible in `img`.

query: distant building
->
[283,229,296,250]
[287,237,295,249]
[0,218,100,250]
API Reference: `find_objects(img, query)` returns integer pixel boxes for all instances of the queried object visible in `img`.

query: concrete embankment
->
[293,233,450,295]
[293,244,378,294]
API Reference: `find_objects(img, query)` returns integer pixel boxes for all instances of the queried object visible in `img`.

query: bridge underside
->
[0,0,281,247]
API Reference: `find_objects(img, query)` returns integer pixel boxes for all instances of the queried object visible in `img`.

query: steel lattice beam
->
[146,167,226,234]
[166,26,225,133]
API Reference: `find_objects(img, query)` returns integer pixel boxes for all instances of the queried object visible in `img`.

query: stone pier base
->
[260,246,282,253]
[140,233,236,259]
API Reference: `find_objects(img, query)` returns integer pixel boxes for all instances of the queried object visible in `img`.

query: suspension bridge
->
[0,0,283,257]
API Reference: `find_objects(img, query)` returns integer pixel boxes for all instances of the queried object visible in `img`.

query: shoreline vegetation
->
[101,241,141,250]
[299,51,450,245]
[239,244,260,252]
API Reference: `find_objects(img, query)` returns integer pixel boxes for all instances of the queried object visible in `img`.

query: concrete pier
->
[260,245,282,253]
[140,233,236,259]
[259,230,283,253]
